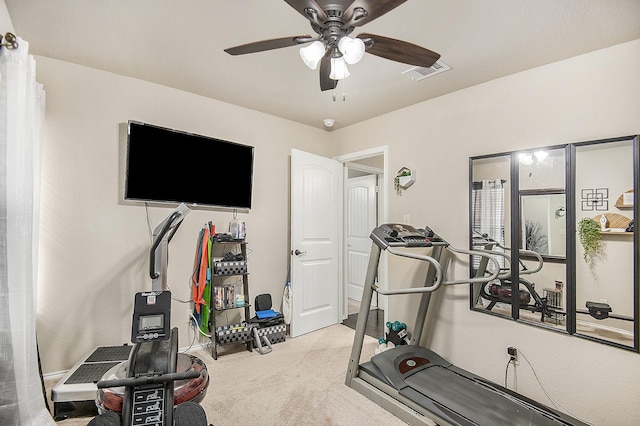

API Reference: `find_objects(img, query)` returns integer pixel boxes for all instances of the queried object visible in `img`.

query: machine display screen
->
[139,314,164,332]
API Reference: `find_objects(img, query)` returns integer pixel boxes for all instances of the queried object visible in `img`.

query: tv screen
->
[125,121,254,209]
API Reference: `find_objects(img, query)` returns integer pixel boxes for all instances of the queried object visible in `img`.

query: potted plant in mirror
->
[578,217,602,263]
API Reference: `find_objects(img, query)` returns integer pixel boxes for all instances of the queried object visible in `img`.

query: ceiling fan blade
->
[345,0,407,27]
[284,0,328,22]
[319,50,337,91]
[357,33,440,68]
[224,35,313,55]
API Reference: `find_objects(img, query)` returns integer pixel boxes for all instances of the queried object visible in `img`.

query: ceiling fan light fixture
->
[329,55,350,80]
[518,152,534,165]
[338,36,365,64]
[299,40,326,70]
[534,150,549,162]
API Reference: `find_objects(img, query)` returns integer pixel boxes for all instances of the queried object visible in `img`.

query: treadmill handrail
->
[518,248,544,275]
[373,244,502,295]
[478,248,514,280]
[444,246,501,285]
[374,246,444,295]
[491,241,544,276]
[473,236,544,277]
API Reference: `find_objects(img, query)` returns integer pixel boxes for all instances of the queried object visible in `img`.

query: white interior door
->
[290,149,342,337]
[346,175,377,303]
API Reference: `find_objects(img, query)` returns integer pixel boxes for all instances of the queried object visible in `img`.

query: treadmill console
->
[371,224,447,249]
[371,224,430,248]
[131,291,171,343]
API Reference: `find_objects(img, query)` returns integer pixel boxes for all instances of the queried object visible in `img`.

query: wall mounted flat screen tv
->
[125,121,254,209]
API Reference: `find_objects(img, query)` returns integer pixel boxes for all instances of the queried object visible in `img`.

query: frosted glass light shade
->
[338,36,365,64]
[534,150,549,162]
[518,153,533,165]
[329,56,350,80]
[299,41,326,69]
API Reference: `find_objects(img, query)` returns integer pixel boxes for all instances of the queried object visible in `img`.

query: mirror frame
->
[469,135,639,351]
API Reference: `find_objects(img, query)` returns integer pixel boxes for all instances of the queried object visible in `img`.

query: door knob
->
[294,249,307,256]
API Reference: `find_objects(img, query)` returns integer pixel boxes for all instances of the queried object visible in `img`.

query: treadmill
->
[345,223,589,426]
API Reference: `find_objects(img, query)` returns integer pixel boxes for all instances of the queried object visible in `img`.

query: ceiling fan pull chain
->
[331,92,347,102]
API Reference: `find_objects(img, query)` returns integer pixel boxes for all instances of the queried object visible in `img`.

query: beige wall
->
[0,0,12,34]
[34,56,334,375]
[332,39,640,425]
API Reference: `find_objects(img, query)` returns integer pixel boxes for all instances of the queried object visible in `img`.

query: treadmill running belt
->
[401,365,570,425]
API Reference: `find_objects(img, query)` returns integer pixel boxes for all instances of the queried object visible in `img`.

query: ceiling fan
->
[224,0,441,91]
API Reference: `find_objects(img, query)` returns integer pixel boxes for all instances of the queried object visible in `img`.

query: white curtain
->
[0,36,53,425]
[472,179,506,270]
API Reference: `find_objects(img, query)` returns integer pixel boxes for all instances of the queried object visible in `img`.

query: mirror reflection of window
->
[472,179,506,259]
[470,155,511,317]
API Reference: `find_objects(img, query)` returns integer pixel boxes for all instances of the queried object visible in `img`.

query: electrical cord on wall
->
[164,280,190,303]
[504,357,512,388]
[180,317,200,353]
[508,349,593,425]
[144,202,153,243]
[189,312,211,339]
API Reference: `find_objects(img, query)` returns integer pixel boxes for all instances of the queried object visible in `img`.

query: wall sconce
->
[556,206,566,218]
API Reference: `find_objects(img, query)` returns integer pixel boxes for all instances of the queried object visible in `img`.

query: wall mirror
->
[469,136,638,351]
[573,139,637,348]
[469,154,512,320]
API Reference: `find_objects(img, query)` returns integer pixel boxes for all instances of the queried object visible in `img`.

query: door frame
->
[334,146,389,321]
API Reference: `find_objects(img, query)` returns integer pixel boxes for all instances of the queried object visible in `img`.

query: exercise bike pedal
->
[174,401,210,426]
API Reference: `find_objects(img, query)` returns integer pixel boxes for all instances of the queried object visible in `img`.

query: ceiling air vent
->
[402,60,451,82]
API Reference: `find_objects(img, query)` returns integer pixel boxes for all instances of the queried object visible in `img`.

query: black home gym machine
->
[473,233,638,327]
[471,233,561,323]
[345,223,589,426]
[89,204,210,426]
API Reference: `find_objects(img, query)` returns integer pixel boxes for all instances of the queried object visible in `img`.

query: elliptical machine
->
[89,204,210,426]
